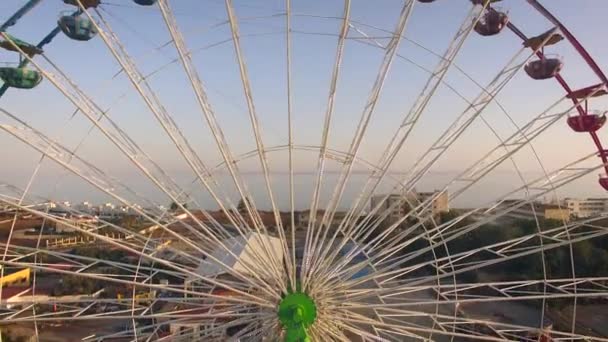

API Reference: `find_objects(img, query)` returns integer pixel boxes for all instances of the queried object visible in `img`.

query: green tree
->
[572,240,594,276]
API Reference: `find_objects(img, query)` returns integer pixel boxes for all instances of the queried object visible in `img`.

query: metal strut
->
[0,0,43,32]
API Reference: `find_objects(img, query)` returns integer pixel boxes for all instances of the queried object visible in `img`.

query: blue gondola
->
[133,0,158,5]
[58,14,97,41]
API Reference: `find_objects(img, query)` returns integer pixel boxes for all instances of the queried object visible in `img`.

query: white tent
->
[192,232,284,280]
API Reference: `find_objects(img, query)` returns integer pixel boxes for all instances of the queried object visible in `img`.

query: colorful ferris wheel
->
[0,0,607,340]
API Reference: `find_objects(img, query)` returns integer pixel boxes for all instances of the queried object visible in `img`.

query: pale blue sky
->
[0,0,607,209]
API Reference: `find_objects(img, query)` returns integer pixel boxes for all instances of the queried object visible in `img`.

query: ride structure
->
[0,0,607,341]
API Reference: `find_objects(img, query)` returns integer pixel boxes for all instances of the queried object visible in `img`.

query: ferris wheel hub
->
[278,289,317,342]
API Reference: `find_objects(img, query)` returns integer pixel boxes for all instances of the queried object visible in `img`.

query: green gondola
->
[0,33,43,56]
[0,67,43,89]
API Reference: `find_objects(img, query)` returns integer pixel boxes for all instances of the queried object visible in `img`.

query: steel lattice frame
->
[0,0,606,341]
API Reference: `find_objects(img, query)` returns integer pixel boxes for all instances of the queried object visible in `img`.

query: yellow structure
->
[0,268,30,287]
[545,207,571,222]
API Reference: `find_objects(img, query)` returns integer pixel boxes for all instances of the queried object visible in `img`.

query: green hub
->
[278,289,317,342]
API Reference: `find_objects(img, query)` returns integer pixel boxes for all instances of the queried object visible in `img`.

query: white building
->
[565,198,608,218]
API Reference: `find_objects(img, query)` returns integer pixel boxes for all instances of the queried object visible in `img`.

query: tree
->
[237,197,252,213]
[120,215,139,230]
[572,240,594,276]
[169,201,187,212]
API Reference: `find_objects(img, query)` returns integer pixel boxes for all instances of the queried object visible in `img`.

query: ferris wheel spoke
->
[0,256,271,309]
[0,245,191,286]
[338,276,608,309]
[0,184,277,299]
[223,0,295,292]
[340,276,608,309]
[339,214,608,294]
[88,311,267,342]
[343,307,591,342]
[301,0,351,291]
[156,0,290,292]
[0,157,47,321]
[0,245,255,303]
[314,317,354,341]
[0,201,277,306]
[319,155,601,290]
[339,309,506,342]
[231,313,280,340]
[313,192,457,290]
[0,190,204,271]
[284,0,298,293]
[0,34,280,276]
[367,312,525,341]
[64,6,287,285]
[339,38,547,250]
[306,0,416,288]
[395,224,608,289]
[384,155,600,262]
[309,4,495,283]
[334,319,399,342]
[0,116,283,297]
[317,92,600,286]
[0,208,207,274]
[418,311,605,342]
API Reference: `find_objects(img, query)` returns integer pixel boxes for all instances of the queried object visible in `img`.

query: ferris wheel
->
[0,0,607,340]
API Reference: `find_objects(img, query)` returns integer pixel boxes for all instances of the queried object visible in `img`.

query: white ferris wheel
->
[0,0,607,341]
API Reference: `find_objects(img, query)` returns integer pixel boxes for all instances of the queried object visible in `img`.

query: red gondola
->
[599,177,608,191]
[567,114,606,133]
[471,0,504,5]
[474,11,509,36]
[524,58,563,80]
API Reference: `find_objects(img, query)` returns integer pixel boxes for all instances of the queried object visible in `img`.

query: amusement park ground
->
[2,319,129,341]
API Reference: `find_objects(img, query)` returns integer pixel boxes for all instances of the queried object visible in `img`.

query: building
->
[544,206,571,222]
[98,202,118,218]
[417,191,449,216]
[75,201,94,214]
[370,193,416,225]
[565,198,608,218]
[370,190,449,226]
